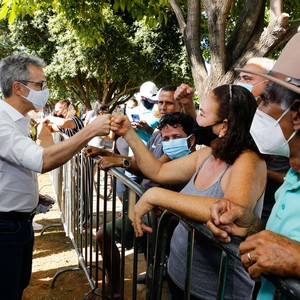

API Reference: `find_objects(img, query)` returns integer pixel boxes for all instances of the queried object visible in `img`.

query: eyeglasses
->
[18,80,48,90]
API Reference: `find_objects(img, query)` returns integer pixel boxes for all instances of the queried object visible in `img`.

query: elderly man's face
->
[239,64,268,98]
[259,100,300,173]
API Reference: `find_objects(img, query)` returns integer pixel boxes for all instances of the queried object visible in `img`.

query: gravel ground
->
[22,172,169,300]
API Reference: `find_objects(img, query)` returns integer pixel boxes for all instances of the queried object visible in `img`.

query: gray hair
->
[246,57,275,75]
[0,54,45,98]
[265,81,300,110]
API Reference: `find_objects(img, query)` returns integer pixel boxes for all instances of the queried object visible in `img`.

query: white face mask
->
[20,83,50,109]
[250,107,297,157]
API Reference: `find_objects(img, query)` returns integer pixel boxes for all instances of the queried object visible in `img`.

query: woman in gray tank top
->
[112,84,267,299]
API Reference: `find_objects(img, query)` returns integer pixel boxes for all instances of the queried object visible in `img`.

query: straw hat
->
[235,32,300,94]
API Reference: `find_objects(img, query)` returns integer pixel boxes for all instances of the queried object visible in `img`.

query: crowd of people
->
[0,31,299,300]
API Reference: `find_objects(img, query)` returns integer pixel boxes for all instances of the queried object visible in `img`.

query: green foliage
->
[0,3,191,108]
[2,0,297,105]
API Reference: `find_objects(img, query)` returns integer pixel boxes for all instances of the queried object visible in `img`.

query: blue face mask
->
[237,81,253,92]
[162,135,192,159]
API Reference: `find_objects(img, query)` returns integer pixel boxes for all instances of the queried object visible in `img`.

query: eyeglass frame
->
[17,80,48,90]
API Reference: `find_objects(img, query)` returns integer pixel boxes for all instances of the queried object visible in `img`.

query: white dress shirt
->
[0,100,44,212]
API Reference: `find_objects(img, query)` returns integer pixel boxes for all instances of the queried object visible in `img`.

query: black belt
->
[0,210,36,222]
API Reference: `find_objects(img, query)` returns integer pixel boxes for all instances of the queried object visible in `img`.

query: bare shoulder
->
[237,150,265,163]
[194,146,212,167]
[231,150,267,175]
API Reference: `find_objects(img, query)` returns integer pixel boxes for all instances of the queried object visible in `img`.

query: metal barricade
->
[148,210,300,300]
[47,134,300,299]
[49,147,157,299]
[147,210,242,300]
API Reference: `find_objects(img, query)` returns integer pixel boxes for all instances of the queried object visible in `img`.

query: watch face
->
[123,159,130,168]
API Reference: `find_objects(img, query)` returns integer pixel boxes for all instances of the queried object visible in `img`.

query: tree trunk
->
[171,0,297,102]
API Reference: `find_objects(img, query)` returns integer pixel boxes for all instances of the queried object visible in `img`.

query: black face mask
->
[193,122,220,147]
[142,99,154,110]
[53,113,64,118]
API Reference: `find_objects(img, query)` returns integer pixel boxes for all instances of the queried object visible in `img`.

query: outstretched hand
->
[84,146,112,158]
[110,114,133,137]
[97,156,121,171]
[88,114,111,137]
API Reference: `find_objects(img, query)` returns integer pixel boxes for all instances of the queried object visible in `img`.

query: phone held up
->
[131,114,140,123]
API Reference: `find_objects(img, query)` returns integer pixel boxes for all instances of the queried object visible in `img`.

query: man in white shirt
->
[0,54,111,299]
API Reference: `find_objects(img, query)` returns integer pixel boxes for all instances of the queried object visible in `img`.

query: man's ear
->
[189,134,196,148]
[12,81,22,96]
[291,100,300,132]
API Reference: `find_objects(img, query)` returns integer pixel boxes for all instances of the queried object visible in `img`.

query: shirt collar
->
[0,100,27,122]
[285,168,300,190]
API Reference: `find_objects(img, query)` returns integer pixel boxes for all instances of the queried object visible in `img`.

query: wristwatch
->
[122,158,131,168]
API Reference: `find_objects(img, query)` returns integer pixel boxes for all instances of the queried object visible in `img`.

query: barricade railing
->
[49,136,157,299]
[148,210,300,300]
[48,133,300,299]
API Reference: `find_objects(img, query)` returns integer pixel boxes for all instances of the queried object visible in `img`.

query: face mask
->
[195,125,219,146]
[142,99,154,110]
[53,113,64,118]
[250,107,297,157]
[237,82,253,92]
[237,80,268,95]
[20,83,50,109]
[162,135,192,159]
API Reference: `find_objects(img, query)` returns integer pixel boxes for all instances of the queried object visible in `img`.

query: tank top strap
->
[219,163,231,180]
[195,154,231,187]
[196,153,213,173]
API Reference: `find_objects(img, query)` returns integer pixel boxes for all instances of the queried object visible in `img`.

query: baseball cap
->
[139,81,158,103]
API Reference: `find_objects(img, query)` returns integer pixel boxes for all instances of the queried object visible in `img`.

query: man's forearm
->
[42,126,94,172]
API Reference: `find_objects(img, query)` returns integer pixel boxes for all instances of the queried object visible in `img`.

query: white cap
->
[139,81,158,102]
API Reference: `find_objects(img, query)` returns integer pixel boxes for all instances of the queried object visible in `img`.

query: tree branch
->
[204,0,232,73]
[169,0,187,34]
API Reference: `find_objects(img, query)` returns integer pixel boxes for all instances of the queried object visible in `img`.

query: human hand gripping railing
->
[148,210,300,300]
[97,166,158,300]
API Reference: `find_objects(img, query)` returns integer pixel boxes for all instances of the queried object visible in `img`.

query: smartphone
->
[131,114,140,122]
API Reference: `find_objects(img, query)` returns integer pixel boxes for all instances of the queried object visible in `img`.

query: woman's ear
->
[219,119,228,138]
[291,100,300,132]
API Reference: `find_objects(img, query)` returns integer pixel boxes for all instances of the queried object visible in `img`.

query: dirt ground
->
[22,173,169,300]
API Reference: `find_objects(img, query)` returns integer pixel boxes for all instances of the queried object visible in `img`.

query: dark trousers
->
[0,219,34,300]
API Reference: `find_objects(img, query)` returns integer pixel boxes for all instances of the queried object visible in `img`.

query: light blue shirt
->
[258,168,300,299]
[127,105,159,156]
[0,100,44,212]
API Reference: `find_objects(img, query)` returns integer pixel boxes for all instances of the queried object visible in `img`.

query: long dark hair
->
[211,84,262,164]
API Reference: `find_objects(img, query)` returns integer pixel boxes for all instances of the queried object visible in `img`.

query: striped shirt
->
[59,116,84,137]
